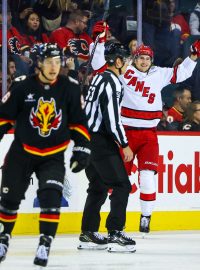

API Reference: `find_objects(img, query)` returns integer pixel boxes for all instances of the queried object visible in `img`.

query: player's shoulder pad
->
[14,75,27,82]
[13,75,36,87]
[68,76,79,85]
[11,75,28,91]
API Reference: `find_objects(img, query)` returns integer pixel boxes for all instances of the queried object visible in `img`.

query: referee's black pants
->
[81,133,131,232]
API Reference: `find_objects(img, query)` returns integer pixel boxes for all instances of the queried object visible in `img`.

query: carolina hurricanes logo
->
[8,37,21,55]
[68,39,89,57]
[30,97,62,137]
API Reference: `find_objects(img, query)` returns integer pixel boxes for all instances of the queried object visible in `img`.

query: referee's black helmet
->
[104,42,129,65]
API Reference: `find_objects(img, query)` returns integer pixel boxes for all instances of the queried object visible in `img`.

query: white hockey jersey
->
[120,58,196,128]
[90,43,197,128]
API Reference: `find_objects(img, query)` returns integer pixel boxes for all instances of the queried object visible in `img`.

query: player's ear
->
[115,57,123,68]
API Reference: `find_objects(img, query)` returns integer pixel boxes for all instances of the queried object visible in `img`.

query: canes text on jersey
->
[124,69,156,104]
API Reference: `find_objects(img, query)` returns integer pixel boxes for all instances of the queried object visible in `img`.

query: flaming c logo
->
[8,37,21,55]
[30,97,62,137]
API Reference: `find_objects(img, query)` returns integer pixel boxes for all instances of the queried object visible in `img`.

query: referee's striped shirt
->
[85,70,128,148]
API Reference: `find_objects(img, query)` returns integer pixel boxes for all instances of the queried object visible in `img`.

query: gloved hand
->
[190,39,200,57]
[92,21,109,43]
[70,146,91,173]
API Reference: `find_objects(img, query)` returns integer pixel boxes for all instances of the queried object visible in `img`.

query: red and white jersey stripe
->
[119,57,196,128]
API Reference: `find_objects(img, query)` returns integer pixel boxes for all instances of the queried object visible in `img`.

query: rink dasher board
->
[0,132,200,234]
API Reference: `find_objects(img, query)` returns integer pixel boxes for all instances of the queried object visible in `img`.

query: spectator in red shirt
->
[17,10,49,73]
[169,0,190,43]
[0,4,31,76]
[50,10,93,68]
[171,14,190,43]
[19,11,49,47]
[167,86,192,125]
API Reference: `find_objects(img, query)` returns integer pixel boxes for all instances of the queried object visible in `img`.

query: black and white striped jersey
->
[84,69,128,148]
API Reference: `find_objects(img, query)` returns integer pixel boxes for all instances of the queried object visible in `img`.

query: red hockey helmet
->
[134,44,154,60]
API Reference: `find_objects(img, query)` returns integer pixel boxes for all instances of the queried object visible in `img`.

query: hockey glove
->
[190,39,200,57]
[92,21,109,43]
[70,146,91,173]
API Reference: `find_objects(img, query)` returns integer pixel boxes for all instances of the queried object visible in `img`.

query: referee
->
[78,42,136,253]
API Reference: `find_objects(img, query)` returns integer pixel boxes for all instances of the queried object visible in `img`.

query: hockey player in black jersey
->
[78,42,136,253]
[0,43,90,266]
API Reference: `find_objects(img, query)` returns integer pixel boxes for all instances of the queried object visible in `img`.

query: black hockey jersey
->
[0,75,90,156]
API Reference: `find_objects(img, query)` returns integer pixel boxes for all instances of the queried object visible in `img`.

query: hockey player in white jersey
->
[119,43,199,234]
[90,22,200,234]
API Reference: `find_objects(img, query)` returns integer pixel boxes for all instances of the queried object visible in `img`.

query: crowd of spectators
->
[1,0,200,130]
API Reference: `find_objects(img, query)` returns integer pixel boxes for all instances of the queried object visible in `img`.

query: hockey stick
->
[80,34,101,92]
[80,0,110,92]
